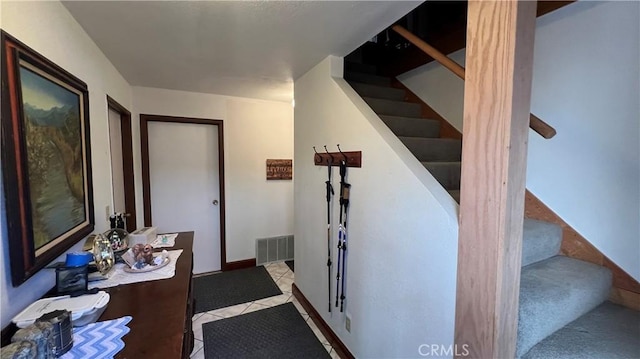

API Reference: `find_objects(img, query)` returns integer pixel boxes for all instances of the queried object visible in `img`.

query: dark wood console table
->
[99,231,194,358]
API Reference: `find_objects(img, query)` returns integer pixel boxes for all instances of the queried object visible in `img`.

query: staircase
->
[345,62,463,202]
[344,62,640,358]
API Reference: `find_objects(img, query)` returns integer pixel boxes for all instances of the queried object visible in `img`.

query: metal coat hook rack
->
[313,145,361,168]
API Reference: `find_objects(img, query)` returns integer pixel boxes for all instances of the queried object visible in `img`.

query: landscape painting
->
[19,64,86,251]
[2,31,94,285]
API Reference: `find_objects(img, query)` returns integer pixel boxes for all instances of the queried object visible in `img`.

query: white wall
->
[294,56,459,358]
[399,50,466,132]
[398,1,640,280]
[0,1,132,327]
[131,87,294,263]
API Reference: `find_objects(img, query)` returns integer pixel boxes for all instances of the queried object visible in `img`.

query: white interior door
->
[108,108,125,214]
[147,121,221,274]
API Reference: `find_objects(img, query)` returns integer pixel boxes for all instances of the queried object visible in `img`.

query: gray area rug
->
[203,303,331,359]
[194,266,282,313]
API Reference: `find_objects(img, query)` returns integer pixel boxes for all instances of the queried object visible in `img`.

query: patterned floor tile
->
[193,313,222,341]
[192,312,204,322]
[190,347,205,359]
[265,264,289,279]
[190,339,204,357]
[287,296,308,315]
[207,302,251,318]
[276,276,294,293]
[281,270,295,280]
[243,302,269,314]
[196,261,343,358]
[254,293,291,307]
[306,317,330,345]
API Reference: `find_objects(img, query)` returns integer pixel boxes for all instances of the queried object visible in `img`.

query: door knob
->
[212,200,219,205]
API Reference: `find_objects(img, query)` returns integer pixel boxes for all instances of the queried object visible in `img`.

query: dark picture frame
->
[1,31,94,286]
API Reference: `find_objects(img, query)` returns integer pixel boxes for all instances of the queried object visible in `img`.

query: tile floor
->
[190,261,339,359]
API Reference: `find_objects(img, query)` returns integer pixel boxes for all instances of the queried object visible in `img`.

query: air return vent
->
[256,235,294,265]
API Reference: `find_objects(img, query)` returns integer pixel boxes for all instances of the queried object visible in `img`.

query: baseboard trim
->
[292,283,355,359]
[222,258,256,271]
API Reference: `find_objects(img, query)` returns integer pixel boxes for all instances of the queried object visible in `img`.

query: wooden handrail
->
[392,25,557,139]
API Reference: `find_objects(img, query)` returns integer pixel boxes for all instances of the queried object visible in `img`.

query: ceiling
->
[63,1,421,102]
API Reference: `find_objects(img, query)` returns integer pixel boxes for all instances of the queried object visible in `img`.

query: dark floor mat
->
[194,266,282,313]
[203,303,330,359]
[285,260,294,272]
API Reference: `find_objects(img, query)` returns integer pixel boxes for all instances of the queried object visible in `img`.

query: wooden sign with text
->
[266,159,292,180]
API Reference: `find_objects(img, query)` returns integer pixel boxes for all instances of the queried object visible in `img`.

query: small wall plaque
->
[266,159,292,180]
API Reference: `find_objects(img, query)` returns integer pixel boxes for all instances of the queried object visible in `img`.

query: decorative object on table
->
[11,321,55,359]
[0,340,37,359]
[103,213,129,254]
[1,31,94,286]
[65,252,92,268]
[55,266,88,296]
[128,226,157,246]
[150,233,178,248]
[88,249,183,289]
[266,159,292,180]
[36,310,73,357]
[60,316,131,359]
[121,246,170,272]
[91,233,114,275]
[12,291,110,329]
[131,244,154,267]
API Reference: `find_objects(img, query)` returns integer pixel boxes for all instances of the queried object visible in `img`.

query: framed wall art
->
[266,159,292,180]
[1,31,94,285]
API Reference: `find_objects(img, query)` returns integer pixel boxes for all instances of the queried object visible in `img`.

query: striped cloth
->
[61,316,132,359]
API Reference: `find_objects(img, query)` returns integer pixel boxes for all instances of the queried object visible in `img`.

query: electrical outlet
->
[105,205,111,222]
[345,314,351,333]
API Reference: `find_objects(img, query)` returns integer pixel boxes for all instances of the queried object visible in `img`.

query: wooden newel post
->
[454,1,537,358]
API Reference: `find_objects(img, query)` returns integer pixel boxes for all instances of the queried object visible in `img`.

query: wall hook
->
[337,144,348,161]
[324,145,335,162]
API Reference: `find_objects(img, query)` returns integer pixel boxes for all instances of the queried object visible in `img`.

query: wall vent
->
[256,235,294,265]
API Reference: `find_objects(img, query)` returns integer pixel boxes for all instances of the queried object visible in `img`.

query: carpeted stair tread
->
[349,82,406,101]
[344,72,390,86]
[345,62,377,75]
[380,115,440,138]
[363,97,422,118]
[522,301,640,359]
[522,219,563,267]
[422,161,461,190]
[398,137,462,162]
[517,256,612,357]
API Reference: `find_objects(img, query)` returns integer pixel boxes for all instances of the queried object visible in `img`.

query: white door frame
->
[140,114,227,269]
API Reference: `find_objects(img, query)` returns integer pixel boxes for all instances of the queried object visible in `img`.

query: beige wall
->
[0,0,132,327]
[294,56,459,357]
[132,87,294,263]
